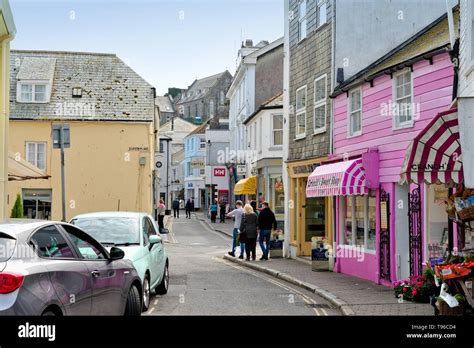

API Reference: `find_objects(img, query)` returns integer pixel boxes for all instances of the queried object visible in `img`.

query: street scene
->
[0,0,474,335]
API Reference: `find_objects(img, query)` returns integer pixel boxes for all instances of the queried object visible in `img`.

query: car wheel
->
[156,263,169,295]
[124,285,142,316]
[142,276,151,312]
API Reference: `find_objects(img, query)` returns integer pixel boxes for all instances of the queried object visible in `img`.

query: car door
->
[143,216,164,287]
[59,224,129,315]
[29,225,92,315]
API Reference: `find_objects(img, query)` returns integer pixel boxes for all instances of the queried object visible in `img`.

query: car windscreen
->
[70,217,140,245]
[0,232,16,262]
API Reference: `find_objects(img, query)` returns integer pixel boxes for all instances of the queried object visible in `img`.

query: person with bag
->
[157,199,166,231]
[240,203,258,261]
[257,201,277,260]
[227,200,245,259]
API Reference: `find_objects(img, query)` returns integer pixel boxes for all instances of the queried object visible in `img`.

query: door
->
[302,197,326,255]
[408,185,423,276]
[59,224,127,315]
[29,225,92,315]
[144,216,165,287]
[395,184,410,280]
[379,188,391,281]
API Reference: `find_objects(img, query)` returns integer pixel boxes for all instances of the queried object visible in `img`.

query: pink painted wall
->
[333,53,454,183]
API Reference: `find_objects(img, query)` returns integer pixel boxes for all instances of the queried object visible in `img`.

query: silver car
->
[0,219,143,316]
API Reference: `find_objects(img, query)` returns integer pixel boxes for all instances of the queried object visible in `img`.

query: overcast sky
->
[10,0,284,95]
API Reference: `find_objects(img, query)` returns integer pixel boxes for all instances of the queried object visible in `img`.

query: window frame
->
[295,85,307,139]
[25,141,47,171]
[317,0,328,27]
[347,87,363,138]
[58,224,108,260]
[298,0,308,42]
[271,113,284,147]
[392,69,415,130]
[200,138,206,149]
[17,81,51,103]
[313,74,327,134]
[28,224,79,261]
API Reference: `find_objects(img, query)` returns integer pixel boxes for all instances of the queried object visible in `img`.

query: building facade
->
[7,50,156,221]
[176,71,232,123]
[286,0,334,257]
[183,123,207,209]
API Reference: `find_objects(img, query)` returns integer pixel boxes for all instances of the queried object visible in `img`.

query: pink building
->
[306,13,458,285]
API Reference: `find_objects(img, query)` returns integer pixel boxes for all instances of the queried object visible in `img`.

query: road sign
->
[236,165,246,175]
[52,124,70,148]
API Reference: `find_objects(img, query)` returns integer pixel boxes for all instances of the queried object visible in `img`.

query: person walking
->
[209,199,218,223]
[185,198,193,219]
[240,203,258,261]
[157,199,166,231]
[219,200,227,223]
[227,200,245,259]
[172,197,180,218]
[257,201,277,260]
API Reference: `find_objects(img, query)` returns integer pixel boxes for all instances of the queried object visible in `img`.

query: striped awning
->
[234,176,257,195]
[306,158,368,197]
[400,108,463,185]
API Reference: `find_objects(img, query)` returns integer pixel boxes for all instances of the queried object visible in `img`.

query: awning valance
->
[306,158,368,197]
[400,108,463,185]
[8,153,50,181]
[234,176,257,195]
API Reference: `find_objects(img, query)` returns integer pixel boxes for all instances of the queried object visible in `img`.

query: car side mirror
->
[149,235,162,245]
[109,247,125,261]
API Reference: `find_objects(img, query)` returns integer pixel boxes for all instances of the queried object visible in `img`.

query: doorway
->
[22,189,52,220]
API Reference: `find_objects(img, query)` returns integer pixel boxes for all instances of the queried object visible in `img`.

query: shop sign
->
[191,159,205,168]
[292,164,318,175]
[307,175,341,188]
[213,167,226,177]
[236,165,246,175]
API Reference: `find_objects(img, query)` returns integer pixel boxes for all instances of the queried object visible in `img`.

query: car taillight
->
[0,272,24,294]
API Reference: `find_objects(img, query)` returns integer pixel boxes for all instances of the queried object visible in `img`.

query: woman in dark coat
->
[240,203,258,261]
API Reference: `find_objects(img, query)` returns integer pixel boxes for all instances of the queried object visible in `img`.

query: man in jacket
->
[172,198,180,218]
[185,198,194,219]
[226,200,245,259]
[257,202,277,260]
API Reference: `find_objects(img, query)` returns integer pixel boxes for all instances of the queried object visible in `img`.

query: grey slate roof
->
[155,95,175,113]
[10,50,155,121]
[178,71,228,103]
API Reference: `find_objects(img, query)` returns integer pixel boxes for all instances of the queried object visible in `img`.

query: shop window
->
[427,185,449,257]
[295,85,307,138]
[340,192,376,250]
[305,197,325,242]
[270,176,284,216]
[22,189,52,220]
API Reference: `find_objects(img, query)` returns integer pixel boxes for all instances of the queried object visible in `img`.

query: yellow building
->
[6,50,156,221]
[0,0,16,220]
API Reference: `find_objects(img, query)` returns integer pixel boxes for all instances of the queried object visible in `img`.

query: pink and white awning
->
[400,108,463,185]
[306,158,368,197]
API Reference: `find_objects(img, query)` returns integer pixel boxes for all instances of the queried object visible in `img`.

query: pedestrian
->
[227,200,245,259]
[257,201,277,260]
[157,199,166,231]
[240,203,258,261]
[209,199,218,223]
[219,200,227,223]
[185,198,193,219]
[250,200,259,216]
[172,197,180,218]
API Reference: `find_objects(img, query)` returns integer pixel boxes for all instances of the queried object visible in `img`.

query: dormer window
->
[17,82,50,103]
[72,87,82,98]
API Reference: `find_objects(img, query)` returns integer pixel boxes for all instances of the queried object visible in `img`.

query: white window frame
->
[339,195,376,253]
[17,81,51,103]
[317,0,327,27]
[200,138,206,149]
[271,113,283,147]
[298,0,307,42]
[25,142,47,171]
[313,74,327,134]
[258,118,262,153]
[392,69,414,130]
[347,87,363,137]
[199,168,205,176]
[295,85,307,139]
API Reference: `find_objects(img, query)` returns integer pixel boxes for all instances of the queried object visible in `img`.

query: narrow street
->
[145,214,340,316]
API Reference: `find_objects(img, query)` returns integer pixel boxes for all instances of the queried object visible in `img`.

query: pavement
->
[198,212,434,316]
[146,213,340,316]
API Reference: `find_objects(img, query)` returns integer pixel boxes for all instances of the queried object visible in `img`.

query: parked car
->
[70,212,169,311]
[0,219,143,316]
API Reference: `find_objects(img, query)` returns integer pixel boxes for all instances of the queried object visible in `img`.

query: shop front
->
[254,158,285,224]
[184,177,205,209]
[233,175,257,203]
[305,151,380,282]
[287,157,332,258]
